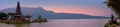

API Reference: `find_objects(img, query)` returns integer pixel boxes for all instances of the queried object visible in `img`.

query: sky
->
[0,0,112,17]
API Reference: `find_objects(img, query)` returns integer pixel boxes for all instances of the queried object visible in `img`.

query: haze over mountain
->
[0,7,109,19]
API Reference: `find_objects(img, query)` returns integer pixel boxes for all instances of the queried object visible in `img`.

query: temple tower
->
[16,1,22,15]
[14,1,23,22]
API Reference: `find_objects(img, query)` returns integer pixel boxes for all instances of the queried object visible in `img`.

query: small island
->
[0,1,47,26]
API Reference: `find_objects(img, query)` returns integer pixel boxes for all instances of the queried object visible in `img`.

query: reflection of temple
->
[14,1,23,22]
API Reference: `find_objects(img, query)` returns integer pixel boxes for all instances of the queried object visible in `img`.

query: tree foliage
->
[107,0,120,18]
[7,13,16,19]
[7,13,16,16]
[25,15,31,18]
[0,12,7,20]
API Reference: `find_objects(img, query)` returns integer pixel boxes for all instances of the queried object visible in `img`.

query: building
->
[14,1,23,22]
[13,1,46,22]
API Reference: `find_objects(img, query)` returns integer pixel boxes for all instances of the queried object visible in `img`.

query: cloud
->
[0,4,111,17]
[42,5,111,17]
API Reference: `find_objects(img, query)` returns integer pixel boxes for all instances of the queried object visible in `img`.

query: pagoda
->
[14,1,23,22]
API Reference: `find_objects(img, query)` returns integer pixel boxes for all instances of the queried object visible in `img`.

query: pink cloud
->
[0,4,111,17]
[42,5,111,17]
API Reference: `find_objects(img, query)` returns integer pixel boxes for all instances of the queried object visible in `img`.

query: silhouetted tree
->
[7,13,16,19]
[0,12,7,20]
[7,13,16,16]
[111,14,117,24]
[38,15,42,20]
[106,0,120,18]
[7,13,15,16]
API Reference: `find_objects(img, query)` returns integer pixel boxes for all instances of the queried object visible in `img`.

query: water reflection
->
[0,19,109,27]
[0,23,15,27]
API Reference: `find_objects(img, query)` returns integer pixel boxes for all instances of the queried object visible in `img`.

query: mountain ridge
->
[0,7,110,19]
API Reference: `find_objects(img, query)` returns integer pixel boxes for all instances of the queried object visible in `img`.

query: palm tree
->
[106,0,120,18]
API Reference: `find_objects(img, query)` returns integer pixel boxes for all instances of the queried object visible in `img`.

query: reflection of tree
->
[106,0,120,18]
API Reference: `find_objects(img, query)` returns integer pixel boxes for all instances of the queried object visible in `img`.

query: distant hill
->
[0,7,110,19]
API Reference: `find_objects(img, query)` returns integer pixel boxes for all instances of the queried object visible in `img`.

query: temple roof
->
[16,1,22,15]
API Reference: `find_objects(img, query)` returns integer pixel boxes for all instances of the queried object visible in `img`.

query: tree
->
[25,15,31,18]
[0,12,7,20]
[7,13,16,16]
[7,13,16,19]
[106,0,120,18]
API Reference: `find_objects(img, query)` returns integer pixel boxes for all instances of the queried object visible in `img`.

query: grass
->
[117,22,120,26]
[11,21,30,25]
[0,19,47,27]
[104,22,120,27]
[0,20,30,26]
[104,24,109,27]
[0,20,7,23]
[104,24,116,27]
[0,20,30,24]
[0,20,31,27]
[11,22,30,27]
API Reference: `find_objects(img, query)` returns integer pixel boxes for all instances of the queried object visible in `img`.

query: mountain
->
[0,7,109,19]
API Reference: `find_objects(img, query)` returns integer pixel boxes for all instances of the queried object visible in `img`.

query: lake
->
[0,19,109,27]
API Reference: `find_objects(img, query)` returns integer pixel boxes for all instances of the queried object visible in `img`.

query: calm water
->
[0,19,109,27]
